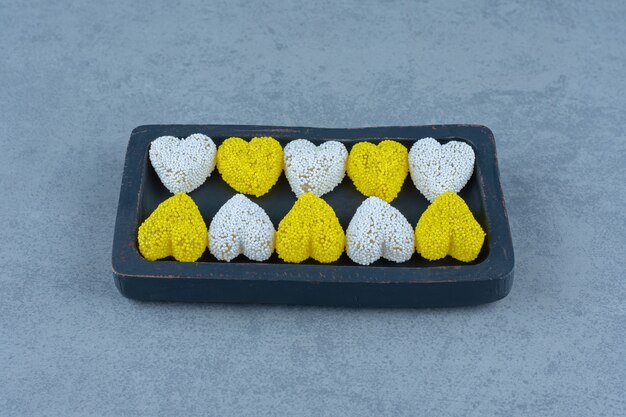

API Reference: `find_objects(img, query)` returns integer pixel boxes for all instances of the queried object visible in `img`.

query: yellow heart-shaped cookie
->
[216,136,283,197]
[346,140,408,202]
[414,192,485,262]
[138,193,207,262]
[275,193,345,263]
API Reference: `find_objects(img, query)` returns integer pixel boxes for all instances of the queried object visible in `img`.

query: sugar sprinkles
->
[284,139,347,197]
[209,194,275,262]
[408,137,475,202]
[346,197,414,265]
[149,133,216,194]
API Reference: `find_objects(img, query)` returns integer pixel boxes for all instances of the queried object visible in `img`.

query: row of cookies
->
[149,134,476,203]
[138,191,485,265]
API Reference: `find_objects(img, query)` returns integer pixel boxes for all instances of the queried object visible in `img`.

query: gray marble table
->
[1,0,624,415]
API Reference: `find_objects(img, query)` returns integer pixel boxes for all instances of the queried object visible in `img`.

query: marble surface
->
[1,0,625,415]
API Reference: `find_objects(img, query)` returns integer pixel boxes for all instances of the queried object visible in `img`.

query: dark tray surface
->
[112,124,514,307]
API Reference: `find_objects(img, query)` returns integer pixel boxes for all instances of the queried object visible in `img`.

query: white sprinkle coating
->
[284,139,348,197]
[346,197,414,266]
[408,137,475,202]
[149,133,216,194]
[209,194,275,262]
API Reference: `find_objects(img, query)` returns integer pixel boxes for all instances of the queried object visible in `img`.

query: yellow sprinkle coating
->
[275,193,345,263]
[138,193,208,262]
[346,140,409,203]
[216,136,283,197]
[414,192,485,262]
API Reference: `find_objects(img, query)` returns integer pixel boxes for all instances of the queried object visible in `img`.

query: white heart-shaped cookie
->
[149,133,216,194]
[346,197,414,265]
[209,194,275,262]
[408,137,475,202]
[284,139,348,197]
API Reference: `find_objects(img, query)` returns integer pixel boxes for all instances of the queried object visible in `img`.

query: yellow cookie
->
[216,136,283,197]
[138,193,207,262]
[346,140,408,202]
[414,192,485,262]
[275,193,345,263]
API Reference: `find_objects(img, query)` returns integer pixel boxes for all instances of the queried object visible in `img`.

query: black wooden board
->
[112,125,514,307]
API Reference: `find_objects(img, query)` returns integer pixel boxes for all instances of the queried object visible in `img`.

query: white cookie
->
[408,137,475,202]
[346,197,414,265]
[284,139,348,197]
[209,194,275,262]
[149,133,216,194]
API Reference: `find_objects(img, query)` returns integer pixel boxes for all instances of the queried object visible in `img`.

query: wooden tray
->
[112,125,514,307]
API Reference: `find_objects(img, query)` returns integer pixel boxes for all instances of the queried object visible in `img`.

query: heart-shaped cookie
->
[138,193,207,262]
[346,140,408,203]
[216,136,283,197]
[275,193,345,263]
[149,133,216,194]
[414,192,485,262]
[346,197,414,265]
[209,194,275,262]
[409,137,475,202]
[284,139,348,197]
